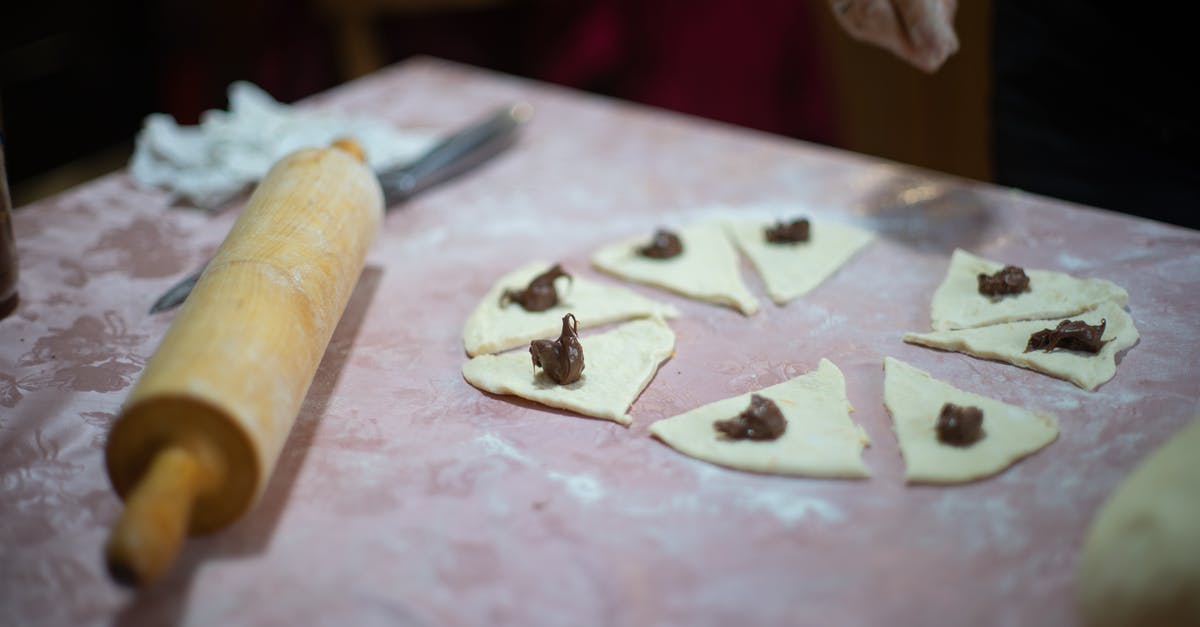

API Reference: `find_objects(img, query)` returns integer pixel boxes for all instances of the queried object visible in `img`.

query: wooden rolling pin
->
[104,138,382,587]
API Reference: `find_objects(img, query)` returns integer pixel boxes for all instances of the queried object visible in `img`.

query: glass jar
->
[0,136,18,319]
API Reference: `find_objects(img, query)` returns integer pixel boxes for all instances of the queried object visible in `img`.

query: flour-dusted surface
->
[2,58,1200,627]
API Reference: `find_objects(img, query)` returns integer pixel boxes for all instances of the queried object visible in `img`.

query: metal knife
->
[149,102,533,314]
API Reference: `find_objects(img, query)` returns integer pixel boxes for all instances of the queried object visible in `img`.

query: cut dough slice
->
[463,261,679,356]
[648,359,870,478]
[462,317,675,425]
[591,221,759,315]
[904,300,1138,391]
[930,248,1128,330]
[883,357,1059,484]
[725,218,874,304]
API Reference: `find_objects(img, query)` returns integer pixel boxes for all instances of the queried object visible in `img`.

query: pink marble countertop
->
[3,57,1199,627]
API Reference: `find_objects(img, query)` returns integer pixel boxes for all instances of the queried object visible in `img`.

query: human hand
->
[829,0,959,73]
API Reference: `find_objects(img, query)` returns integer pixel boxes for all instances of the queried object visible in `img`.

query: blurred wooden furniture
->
[319,0,991,181]
[813,0,992,181]
[315,0,509,78]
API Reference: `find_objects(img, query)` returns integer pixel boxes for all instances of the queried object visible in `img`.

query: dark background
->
[1,0,992,206]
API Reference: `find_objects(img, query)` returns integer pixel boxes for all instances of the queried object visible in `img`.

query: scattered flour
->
[474,433,607,505]
[395,226,449,256]
[1055,252,1092,272]
[932,493,1028,555]
[474,433,534,465]
[738,491,844,526]
[475,434,839,524]
[547,472,607,504]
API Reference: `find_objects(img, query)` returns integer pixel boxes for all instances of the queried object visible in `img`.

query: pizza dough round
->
[1077,418,1200,627]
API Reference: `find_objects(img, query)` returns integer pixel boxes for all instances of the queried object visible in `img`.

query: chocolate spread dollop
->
[714,394,788,440]
[764,217,810,243]
[530,313,585,384]
[936,403,984,446]
[638,229,683,259]
[1025,319,1107,354]
[501,264,571,312]
[977,265,1030,296]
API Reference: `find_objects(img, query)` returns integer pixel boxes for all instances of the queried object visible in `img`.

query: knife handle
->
[379,102,532,203]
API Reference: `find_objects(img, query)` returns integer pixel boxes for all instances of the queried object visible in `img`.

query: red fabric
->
[157,0,836,144]
[532,0,836,144]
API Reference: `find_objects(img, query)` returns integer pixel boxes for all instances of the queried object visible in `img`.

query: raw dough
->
[725,218,874,304]
[463,261,679,356]
[882,357,1058,484]
[461,317,675,425]
[648,359,870,477]
[904,300,1138,391]
[930,249,1128,330]
[1077,418,1200,627]
[591,221,759,315]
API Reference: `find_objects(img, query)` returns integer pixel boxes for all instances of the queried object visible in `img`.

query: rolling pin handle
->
[331,137,366,163]
[104,445,214,588]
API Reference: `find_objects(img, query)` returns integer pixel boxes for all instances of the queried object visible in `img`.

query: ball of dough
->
[1077,419,1200,627]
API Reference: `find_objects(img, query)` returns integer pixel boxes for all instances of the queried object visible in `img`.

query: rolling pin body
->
[105,140,382,585]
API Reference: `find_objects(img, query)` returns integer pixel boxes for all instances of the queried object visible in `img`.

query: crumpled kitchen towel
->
[129,81,435,210]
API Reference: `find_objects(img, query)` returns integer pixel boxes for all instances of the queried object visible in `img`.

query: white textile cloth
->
[129,82,434,210]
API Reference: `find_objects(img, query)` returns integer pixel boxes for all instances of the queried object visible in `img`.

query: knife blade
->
[149,102,532,314]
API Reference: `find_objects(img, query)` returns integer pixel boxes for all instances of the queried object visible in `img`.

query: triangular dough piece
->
[930,249,1128,330]
[463,261,679,356]
[904,300,1138,391]
[725,218,874,304]
[591,221,759,315]
[462,317,675,425]
[648,359,870,478]
[883,357,1059,484]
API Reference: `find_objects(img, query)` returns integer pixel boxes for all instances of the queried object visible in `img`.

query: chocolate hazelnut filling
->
[530,313,585,384]
[978,265,1030,296]
[936,403,984,446]
[638,229,683,259]
[714,394,787,440]
[501,264,571,312]
[764,217,810,243]
[1025,318,1107,354]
